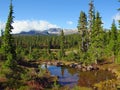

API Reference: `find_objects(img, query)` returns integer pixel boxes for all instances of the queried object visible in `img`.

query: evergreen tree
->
[77,11,90,62]
[88,0,95,32]
[1,0,17,68]
[109,20,118,63]
[47,39,51,54]
[89,12,104,64]
[88,0,95,50]
[60,30,65,58]
[0,1,23,89]
[77,11,88,52]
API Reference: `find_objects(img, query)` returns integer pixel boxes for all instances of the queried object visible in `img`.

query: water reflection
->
[43,65,115,88]
[77,70,115,87]
[47,66,79,87]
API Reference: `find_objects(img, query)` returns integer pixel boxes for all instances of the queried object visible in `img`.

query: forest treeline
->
[3,23,119,63]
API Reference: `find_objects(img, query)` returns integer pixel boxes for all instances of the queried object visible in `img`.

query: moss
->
[94,79,117,90]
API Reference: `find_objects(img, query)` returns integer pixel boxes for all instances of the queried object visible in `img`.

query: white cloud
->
[66,21,73,25]
[0,22,5,30]
[0,20,59,34]
[113,13,120,21]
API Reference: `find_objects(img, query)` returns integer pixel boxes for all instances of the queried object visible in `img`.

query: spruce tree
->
[88,0,95,32]
[89,12,104,64]
[60,30,65,58]
[77,11,88,52]
[109,20,118,63]
[77,11,89,62]
[1,0,22,89]
[88,0,95,50]
[47,39,51,54]
[1,0,17,68]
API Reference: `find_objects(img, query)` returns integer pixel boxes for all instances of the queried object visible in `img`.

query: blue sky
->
[0,0,120,33]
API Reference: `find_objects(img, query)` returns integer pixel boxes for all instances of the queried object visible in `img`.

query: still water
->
[43,65,115,88]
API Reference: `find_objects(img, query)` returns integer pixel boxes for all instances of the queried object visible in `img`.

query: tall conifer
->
[1,0,17,68]
[0,1,22,89]
[60,30,65,58]
[88,0,95,32]
[89,12,104,63]
[77,11,88,52]
[109,20,118,62]
[77,11,89,62]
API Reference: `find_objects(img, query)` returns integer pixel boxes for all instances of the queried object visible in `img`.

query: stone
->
[77,64,82,69]
[87,65,93,71]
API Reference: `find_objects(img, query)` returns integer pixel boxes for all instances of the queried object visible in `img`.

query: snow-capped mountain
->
[18,28,78,35]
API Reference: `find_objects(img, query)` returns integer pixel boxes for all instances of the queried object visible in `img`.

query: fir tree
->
[109,20,118,63]
[1,0,17,68]
[47,39,51,54]
[0,0,23,89]
[77,11,88,52]
[60,30,65,58]
[77,11,89,62]
[88,0,95,50]
[89,12,104,64]
[88,0,95,32]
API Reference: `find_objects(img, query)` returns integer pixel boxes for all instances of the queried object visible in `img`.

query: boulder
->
[86,65,93,71]
[77,64,82,69]
[82,68,87,72]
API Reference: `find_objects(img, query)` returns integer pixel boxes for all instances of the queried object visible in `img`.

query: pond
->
[42,65,115,88]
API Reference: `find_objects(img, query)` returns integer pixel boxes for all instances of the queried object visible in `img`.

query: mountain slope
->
[18,28,78,35]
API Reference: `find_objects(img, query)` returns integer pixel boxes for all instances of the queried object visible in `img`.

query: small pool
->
[42,65,115,88]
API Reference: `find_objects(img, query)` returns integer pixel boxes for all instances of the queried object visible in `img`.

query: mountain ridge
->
[17,28,78,35]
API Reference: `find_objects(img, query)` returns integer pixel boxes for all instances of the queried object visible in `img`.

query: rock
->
[87,65,93,71]
[69,64,73,67]
[82,68,87,72]
[71,63,77,68]
[92,64,99,70]
[57,62,63,67]
[47,61,51,65]
[77,64,82,69]
[53,61,58,66]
